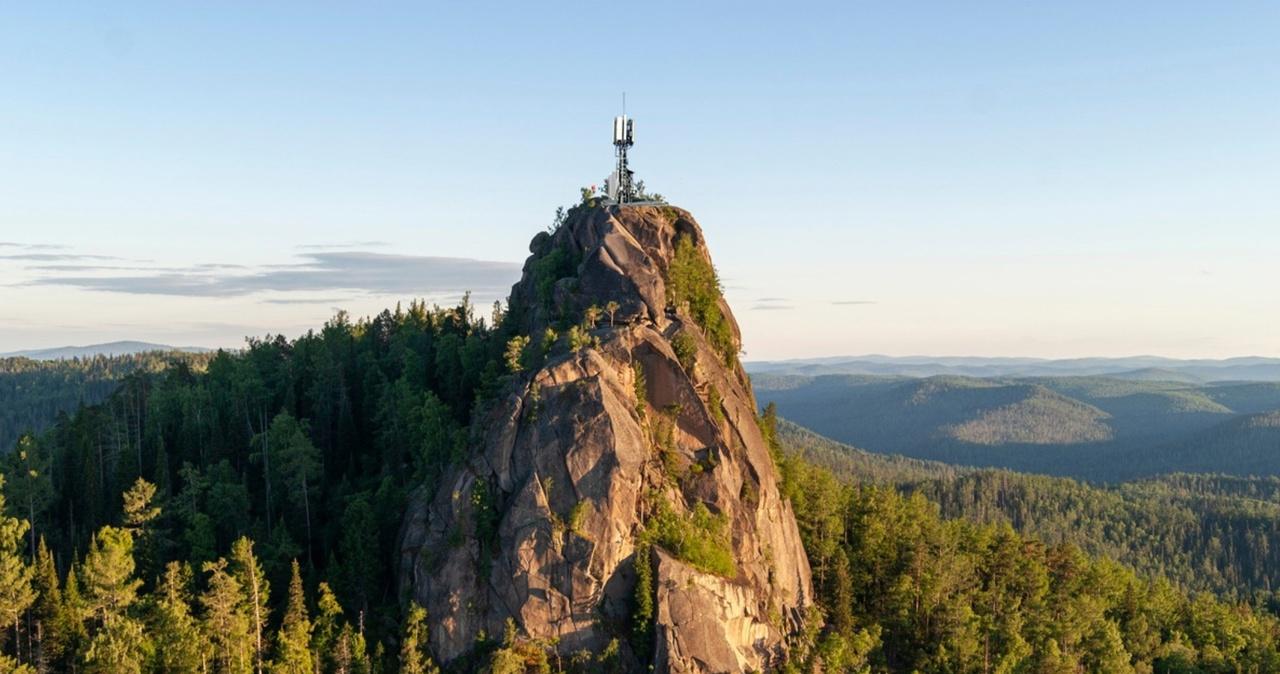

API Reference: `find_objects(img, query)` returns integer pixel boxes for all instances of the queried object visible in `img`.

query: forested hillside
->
[0,352,210,456]
[756,373,1280,480]
[779,420,1280,602]
[2,202,1279,670]
[0,321,1276,672]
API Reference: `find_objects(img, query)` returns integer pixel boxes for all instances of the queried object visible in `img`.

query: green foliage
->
[398,602,439,674]
[0,351,210,456]
[707,385,724,424]
[671,331,697,372]
[779,420,1280,601]
[271,560,313,674]
[504,335,530,374]
[200,557,253,673]
[754,372,1280,481]
[631,362,647,419]
[146,561,207,672]
[532,246,578,312]
[647,499,736,578]
[566,501,590,538]
[471,479,500,555]
[581,304,602,330]
[0,475,36,652]
[566,325,593,353]
[777,433,1280,673]
[666,235,736,365]
[631,537,654,650]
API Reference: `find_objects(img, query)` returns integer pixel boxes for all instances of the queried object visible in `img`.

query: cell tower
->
[607,107,636,203]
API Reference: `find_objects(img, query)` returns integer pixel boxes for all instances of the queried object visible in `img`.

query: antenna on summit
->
[607,95,636,204]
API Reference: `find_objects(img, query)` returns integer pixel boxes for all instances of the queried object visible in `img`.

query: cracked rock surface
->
[398,204,814,672]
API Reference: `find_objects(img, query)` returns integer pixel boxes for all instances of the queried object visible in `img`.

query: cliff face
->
[399,204,813,672]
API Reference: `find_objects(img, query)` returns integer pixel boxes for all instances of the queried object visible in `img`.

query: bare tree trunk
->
[259,409,273,539]
[248,556,264,674]
[302,476,314,568]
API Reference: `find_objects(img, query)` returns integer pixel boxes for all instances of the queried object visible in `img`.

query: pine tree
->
[267,414,321,566]
[271,561,312,674]
[30,538,63,670]
[200,558,252,674]
[398,602,438,674]
[121,478,162,584]
[80,526,148,674]
[311,583,342,674]
[230,537,270,674]
[58,567,88,669]
[146,561,206,673]
[3,437,53,555]
[0,476,37,667]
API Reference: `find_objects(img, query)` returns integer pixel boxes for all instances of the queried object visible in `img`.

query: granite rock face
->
[399,204,813,672]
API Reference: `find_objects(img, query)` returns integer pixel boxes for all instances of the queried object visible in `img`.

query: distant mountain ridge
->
[755,372,1280,480]
[1,340,213,360]
[747,354,1280,382]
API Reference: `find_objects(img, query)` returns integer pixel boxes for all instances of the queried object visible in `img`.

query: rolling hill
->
[755,373,1280,480]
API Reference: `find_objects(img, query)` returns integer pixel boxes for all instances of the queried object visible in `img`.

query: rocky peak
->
[399,203,814,672]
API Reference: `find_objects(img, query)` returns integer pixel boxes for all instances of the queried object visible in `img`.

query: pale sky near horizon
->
[2,3,1278,360]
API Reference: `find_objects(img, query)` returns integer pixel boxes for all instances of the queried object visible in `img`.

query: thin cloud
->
[297,241,391,250]
[755,297,789,303]
[29,251,522,299]
[260,297,349,305]
[751,303,795,311]
[1,253,126,262]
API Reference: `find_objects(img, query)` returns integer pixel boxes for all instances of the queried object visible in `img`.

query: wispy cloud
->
[1,253,127,262]
[259,297,349,305]
[297,241,391,250]
[0,243,67,250]
[750,297,795,311]
[28,251,522,299]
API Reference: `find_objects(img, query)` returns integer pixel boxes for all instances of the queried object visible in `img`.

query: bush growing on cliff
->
[648,499,736,578]
[667,235,736,365]
[671,331,698,372]
[532,245,578,312]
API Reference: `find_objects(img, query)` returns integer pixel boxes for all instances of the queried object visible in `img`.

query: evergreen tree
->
[58,567,88,670]
[146,561,207,673]
[230,537,270,674]
[266,414,321,566]
[335,495,377,617]
[398,602,438,674]
[0,477,36,667]
[2,437,53,555]
[200,558,252,674]
[30,538,63,670]
[121,478,162,584]
[80,526,148,674]
[311,582,342,674]
[271,561,312,674]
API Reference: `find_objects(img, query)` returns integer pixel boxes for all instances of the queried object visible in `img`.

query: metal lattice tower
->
[609,112,635,203]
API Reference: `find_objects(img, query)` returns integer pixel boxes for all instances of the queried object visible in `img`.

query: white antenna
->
[610,93,636,203]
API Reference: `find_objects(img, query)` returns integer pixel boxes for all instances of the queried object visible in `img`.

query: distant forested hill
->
[0,351,211,454]
[778,420,1280,600]
[756,373,1280,480]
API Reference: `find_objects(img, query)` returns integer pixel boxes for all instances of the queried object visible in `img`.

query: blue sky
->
[2,3,1277,359]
